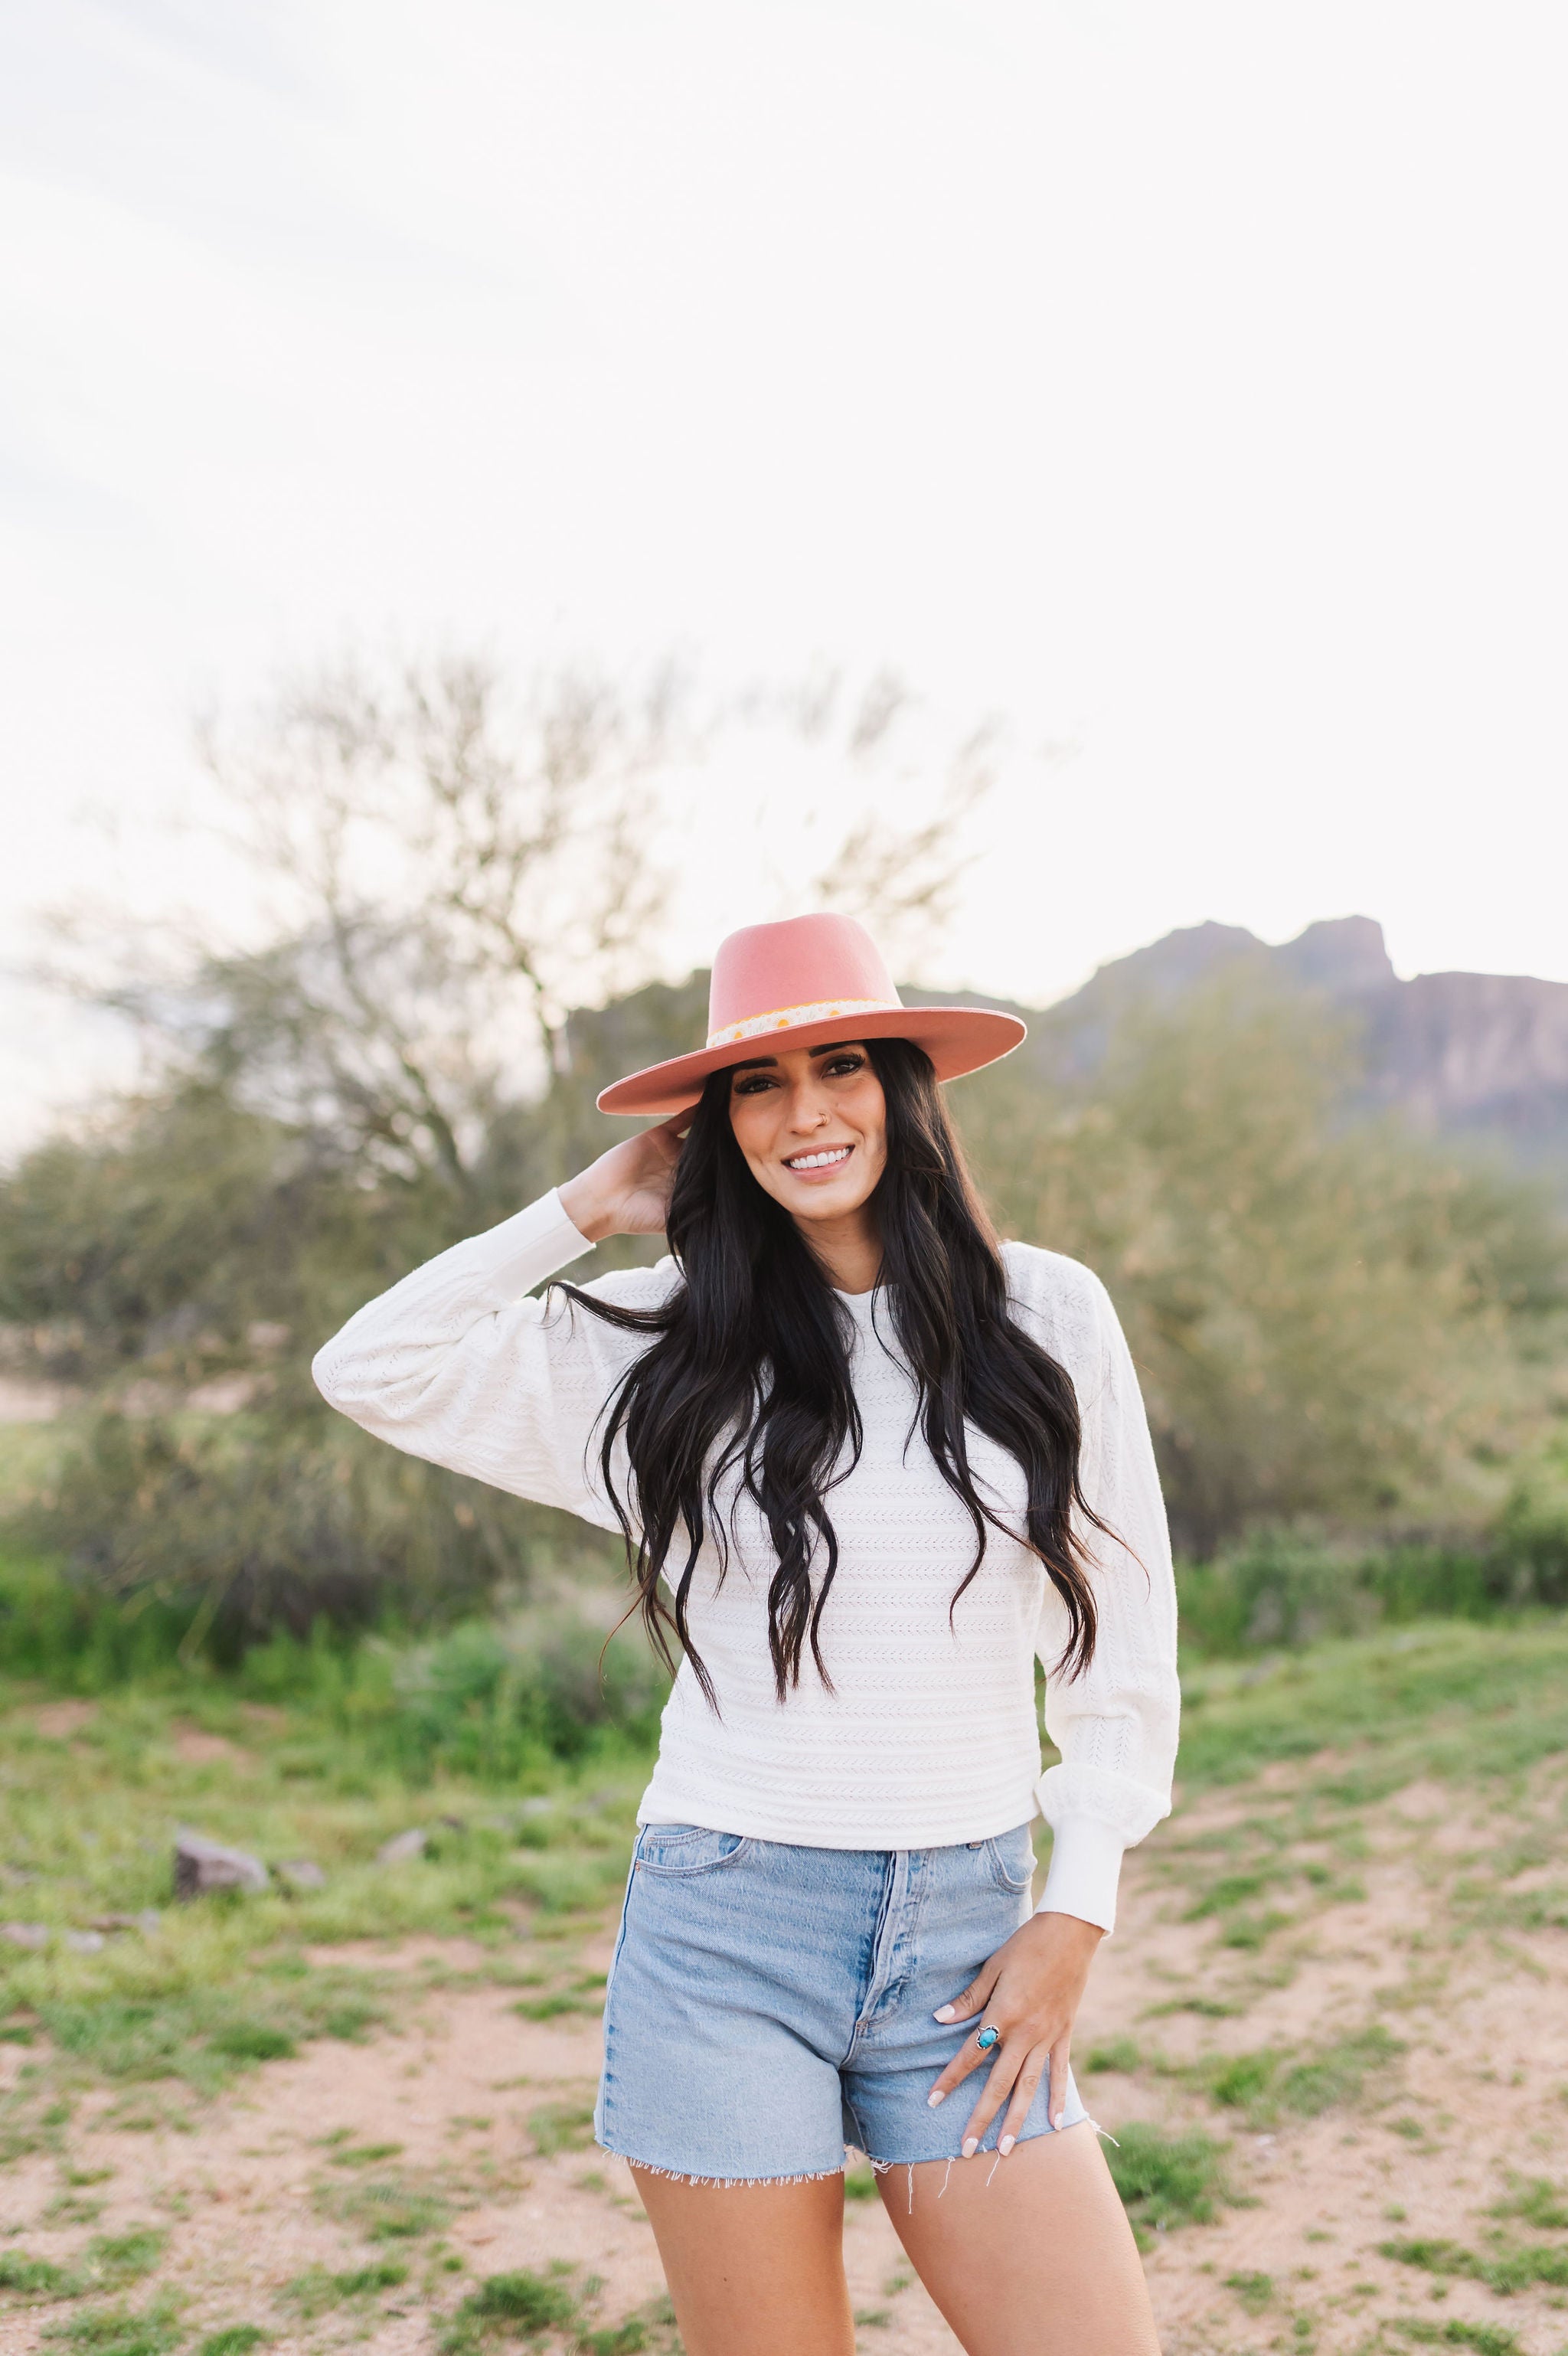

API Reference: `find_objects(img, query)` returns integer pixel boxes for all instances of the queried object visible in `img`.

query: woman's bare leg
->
[629,2168,855,2356]
[880,2125,1161,2356]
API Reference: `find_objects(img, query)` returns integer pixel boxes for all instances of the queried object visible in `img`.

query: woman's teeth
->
[786,1146,851,1171]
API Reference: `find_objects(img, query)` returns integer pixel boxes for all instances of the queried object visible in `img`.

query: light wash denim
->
[594,1821,1096,2184]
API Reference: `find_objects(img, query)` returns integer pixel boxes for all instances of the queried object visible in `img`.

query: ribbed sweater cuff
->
[1036,1816,1125,1936]
[477,1188,596,1301]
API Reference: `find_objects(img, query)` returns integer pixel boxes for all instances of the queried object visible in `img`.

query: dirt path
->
[5,1747,1568,2354]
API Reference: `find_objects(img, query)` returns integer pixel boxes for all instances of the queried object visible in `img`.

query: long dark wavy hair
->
[559,1037,1110,1704]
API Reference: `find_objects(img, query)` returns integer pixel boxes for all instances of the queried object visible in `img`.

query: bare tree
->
[811,715,1003,967]
[44,652,1004,1194]
[80,656,682,1193]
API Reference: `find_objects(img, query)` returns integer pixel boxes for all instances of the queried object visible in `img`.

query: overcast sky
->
[2,0,1566,1142]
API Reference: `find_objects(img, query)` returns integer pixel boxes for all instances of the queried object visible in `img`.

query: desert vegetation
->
[3,654,1568,2351]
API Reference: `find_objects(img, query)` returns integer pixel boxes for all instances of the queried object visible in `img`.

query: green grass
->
[0,2251,77,2297]
[1176,1618,1568,1792]
[0,1586,657,2132]
[1200,2025,1404,2127]
[1488,2173,1568,2230]
[1085,2035,1142,2073]
[314,2172,456,2241]
[1099,2123,1236,2250]
[433,2266,668,2356]
[6,1579,1568,2336]
[1390,2322,1524,2351]
[0,2230,165,2305]
[42,2301,184,2356]
[527,2099,597,2157]
[277,2261,409,2318]
[1379,2235,1568,2294]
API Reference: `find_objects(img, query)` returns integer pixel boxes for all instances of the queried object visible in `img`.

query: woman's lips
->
[782,1143,854,1179]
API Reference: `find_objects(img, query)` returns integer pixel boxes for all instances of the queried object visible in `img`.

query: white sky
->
[2,0,1566,1142]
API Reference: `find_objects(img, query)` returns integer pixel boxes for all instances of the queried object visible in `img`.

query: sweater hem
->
[633,1783,1043,1853]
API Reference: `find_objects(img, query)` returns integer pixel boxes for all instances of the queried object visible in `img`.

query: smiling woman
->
[311,915,1177,2356]
[726,1038,890,1292]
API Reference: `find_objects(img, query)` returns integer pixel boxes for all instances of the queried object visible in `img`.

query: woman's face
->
[727,1040,887,1228]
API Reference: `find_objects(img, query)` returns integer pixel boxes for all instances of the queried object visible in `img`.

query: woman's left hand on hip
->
[925,1909,1104,2155]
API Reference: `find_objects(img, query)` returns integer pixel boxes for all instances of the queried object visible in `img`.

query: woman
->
[314,913,1178,2356]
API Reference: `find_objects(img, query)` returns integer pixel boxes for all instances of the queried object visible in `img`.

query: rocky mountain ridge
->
[1016,915,1568,1168]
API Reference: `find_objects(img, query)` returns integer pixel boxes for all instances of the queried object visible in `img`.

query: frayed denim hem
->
[600,2142,848,2188]
[862,2117,1119,2211]
[602,2118,1116,2204]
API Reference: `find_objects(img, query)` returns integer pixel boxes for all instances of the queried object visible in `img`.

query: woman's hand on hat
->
[558,1109,694,1242]
[923,1908,1103,2156]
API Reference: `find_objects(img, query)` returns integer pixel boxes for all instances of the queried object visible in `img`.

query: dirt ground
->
[5,1747,1568,2356]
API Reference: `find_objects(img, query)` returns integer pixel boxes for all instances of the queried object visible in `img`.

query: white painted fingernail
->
[926,2091,946,2109]
[933,2005,957,2022]
[1051,2112,1063,2129]
[998,2135,1015,2155]
[961,2137,978,2158]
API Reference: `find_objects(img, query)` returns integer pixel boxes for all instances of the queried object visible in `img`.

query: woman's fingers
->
[1048,2028,1073,2129]
[933,1965,992,2028]
[926,2019,1001,2107]
[956,2041,1027,2155]
[925,1966,1002,2108]
[995,2038,1054,2153]
[658,1104,698,1148]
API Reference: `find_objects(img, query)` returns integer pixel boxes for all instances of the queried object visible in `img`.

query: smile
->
[783,1145,853,1172]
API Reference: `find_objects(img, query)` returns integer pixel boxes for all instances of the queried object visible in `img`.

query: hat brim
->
[595,1005,1027,1119]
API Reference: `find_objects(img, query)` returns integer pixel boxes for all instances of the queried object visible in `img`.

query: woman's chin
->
[787,1183,875,1222]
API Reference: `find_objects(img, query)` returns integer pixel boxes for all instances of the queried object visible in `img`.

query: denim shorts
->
[593,1821,1096,2184]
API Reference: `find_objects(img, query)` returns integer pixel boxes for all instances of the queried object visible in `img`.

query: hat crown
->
[707,914,900,1046]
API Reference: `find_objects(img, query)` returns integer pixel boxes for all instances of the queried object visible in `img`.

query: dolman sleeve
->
[311,1188,673,1533]
[1024,1261,1181,1936]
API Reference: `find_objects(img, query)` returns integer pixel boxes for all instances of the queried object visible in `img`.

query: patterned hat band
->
[596,914,1026,1116]
[704,997,902,1050]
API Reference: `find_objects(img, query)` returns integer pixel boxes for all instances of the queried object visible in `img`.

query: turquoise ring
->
[975,2025,999,2051]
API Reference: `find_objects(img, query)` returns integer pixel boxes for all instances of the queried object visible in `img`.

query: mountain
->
[1008,917,1568,1171]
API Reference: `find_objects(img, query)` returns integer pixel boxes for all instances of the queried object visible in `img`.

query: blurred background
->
[3,8,1568,2354]
[5,0,1567,1677]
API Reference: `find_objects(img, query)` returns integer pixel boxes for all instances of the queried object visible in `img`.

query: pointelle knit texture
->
[312,1189,1181,1934]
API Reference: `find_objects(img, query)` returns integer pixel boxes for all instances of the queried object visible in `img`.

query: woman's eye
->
[825,1055,864,1077]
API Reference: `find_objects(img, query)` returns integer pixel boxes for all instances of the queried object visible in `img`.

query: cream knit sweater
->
[312,1190,1180,1933]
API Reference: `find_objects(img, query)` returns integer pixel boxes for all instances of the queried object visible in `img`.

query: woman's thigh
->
[631,2168,855,2356]
[880,2125,1161,2356]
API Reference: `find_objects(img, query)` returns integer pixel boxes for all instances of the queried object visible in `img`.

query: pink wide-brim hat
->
[596,913,1027,1118]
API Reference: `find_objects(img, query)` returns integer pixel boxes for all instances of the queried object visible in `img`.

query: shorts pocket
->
[985,1826,1037,1894]
[635,1822,751,1877]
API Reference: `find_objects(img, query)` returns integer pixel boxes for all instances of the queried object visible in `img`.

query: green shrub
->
[1179,1527,1568,1660]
